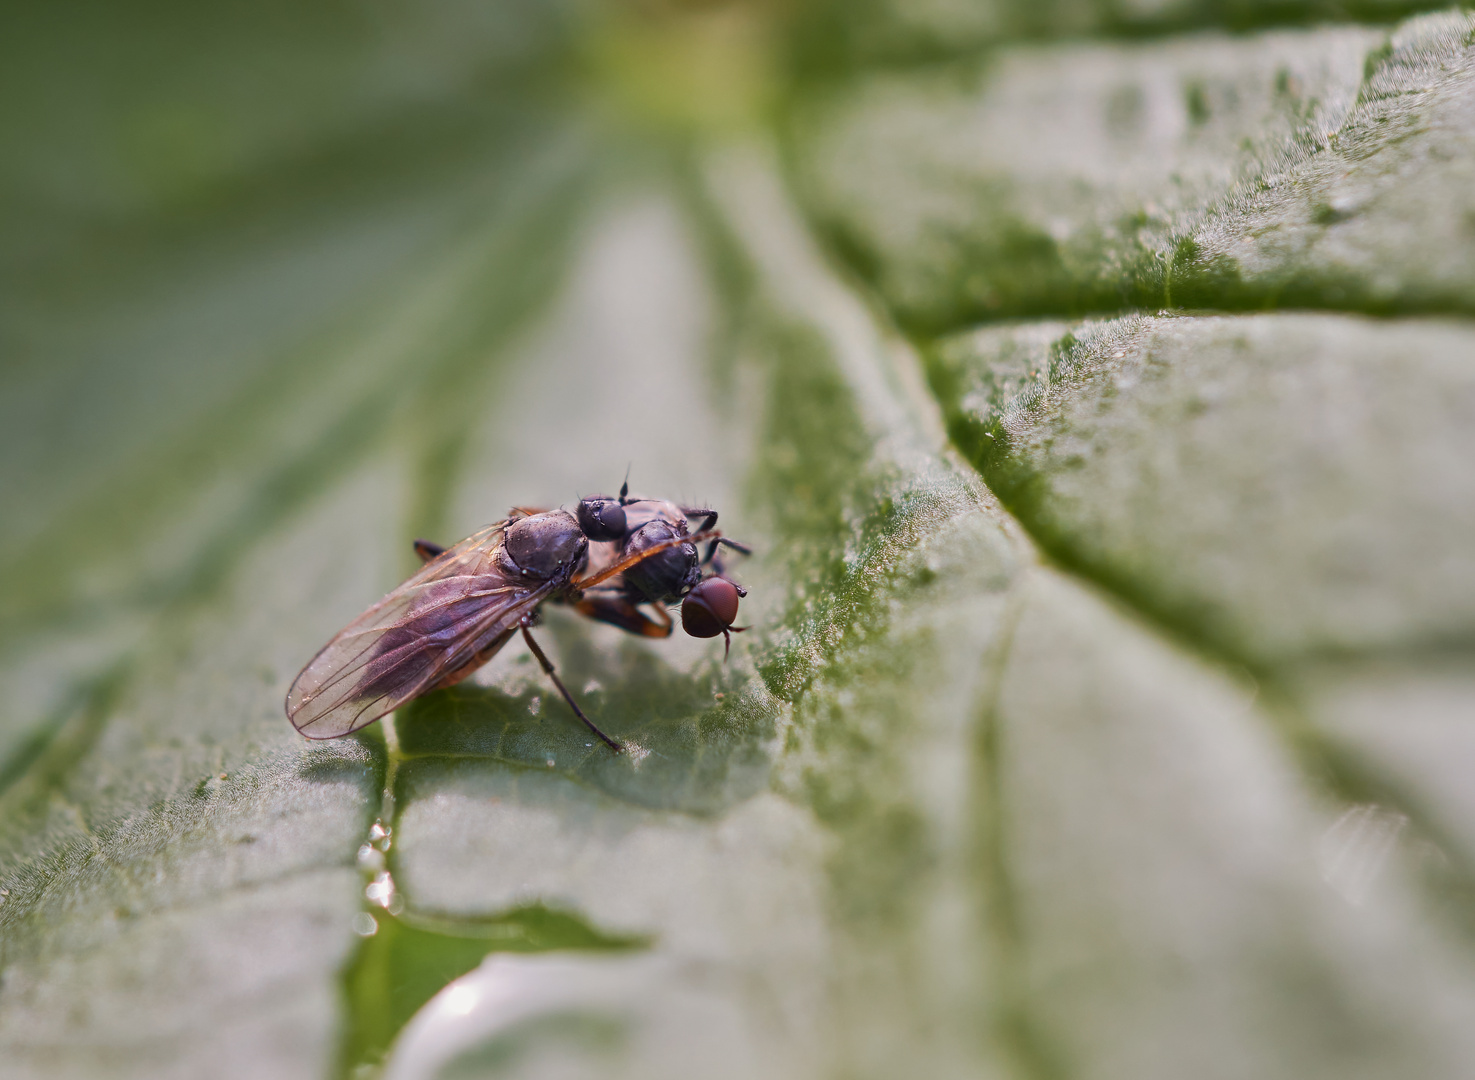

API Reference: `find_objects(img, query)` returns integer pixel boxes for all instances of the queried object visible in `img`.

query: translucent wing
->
[286,522,555,739]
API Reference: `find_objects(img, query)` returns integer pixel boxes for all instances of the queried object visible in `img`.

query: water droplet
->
[366,871,395,908]
[352,912,378,936]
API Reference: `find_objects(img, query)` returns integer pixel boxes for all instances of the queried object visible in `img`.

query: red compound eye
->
[681,577,741,639]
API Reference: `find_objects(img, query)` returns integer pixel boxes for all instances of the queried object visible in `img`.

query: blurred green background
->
[4,1,1475,1078]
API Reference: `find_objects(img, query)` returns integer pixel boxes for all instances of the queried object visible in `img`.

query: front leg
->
[680,506,719,532]
[677,509,755,569]
[701,535,751,566]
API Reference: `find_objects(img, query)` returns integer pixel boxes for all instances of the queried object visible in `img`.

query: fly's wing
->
[286,523,553,739]
[576,538,626,592]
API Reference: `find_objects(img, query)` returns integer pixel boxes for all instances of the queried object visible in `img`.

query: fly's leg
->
[413,539,447,564]
[701,535,752,573]
[675,506,750,568]
[574,596,672,638]
[520,622,623,752]
[681,506,719,533]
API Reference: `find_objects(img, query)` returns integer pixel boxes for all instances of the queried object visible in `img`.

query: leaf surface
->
[5,2,1475,1079]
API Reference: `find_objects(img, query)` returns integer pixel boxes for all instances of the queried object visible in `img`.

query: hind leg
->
[573,596,673,639]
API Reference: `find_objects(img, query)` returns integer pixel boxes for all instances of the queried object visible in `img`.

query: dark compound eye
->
[577,497,627,542]
[681,576,742,639]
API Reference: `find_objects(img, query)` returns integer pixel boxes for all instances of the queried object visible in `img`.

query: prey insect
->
[285,483,750,752]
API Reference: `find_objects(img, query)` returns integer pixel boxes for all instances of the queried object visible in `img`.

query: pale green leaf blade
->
[791,11,1475,332]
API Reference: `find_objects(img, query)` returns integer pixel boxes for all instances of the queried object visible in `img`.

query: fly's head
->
[576,494,627,543]
[680,575,746,640]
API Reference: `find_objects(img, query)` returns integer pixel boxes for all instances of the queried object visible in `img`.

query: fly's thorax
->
[501,510,587,582]
[619,499,686,534]
[622,517,700,603]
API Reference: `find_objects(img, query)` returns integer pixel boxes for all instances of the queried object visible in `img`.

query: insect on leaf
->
[286,523,555,739]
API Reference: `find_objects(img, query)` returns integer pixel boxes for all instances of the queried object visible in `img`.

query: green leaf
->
[790,10,1475,331]
[5,2,1475,1079]
[791,0,1455,67]
[929,311,1475,663]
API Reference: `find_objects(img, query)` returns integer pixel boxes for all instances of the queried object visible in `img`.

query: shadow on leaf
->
[394,615,780,816]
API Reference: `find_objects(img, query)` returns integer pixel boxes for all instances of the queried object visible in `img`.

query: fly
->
[284,482,750,752]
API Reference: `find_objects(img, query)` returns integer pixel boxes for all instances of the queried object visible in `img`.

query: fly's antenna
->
[619,463,632,504]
